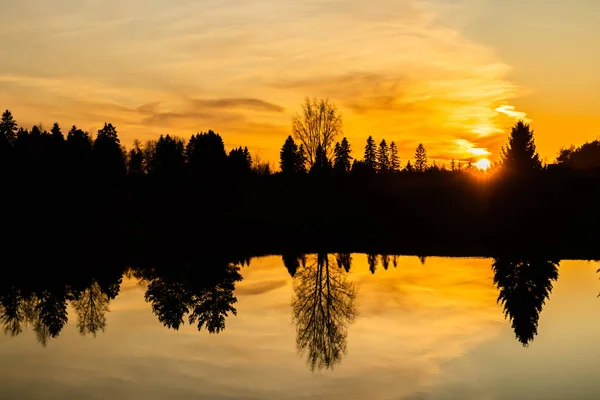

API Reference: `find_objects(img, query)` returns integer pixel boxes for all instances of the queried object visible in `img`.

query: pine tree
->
[310,144,331,174]
[280,135,302,174]
[50,123,64,141]
[0,110,17,145]
[405,160,413,173]
[377,139,389,173]
[451,158,456,171]
[414,143,428,172]
[390,141,400,172]
[333,137,353,173]
[364,136,377,172]
[501,121,542,172]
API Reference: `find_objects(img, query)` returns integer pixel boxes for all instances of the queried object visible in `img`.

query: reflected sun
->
[475,159,491,171]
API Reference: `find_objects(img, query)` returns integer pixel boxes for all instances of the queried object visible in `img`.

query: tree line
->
[2,100,580,182]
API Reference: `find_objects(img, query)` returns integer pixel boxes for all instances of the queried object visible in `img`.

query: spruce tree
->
[414,143,428,172]
[364,136,377,172]
[333,137,352,173]
[390,141,400,172]
[377,139,390,173]
[500,121,542,172]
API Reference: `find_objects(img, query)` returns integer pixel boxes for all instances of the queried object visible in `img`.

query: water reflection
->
[292,253,357,371]
[138,257,243,334]
[0,252,577,369]
[492,256,560,346]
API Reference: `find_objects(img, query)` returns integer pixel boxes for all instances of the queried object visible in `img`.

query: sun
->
[475,158,491,171]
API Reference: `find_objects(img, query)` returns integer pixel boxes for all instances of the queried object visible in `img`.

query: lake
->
[1,254,599,399]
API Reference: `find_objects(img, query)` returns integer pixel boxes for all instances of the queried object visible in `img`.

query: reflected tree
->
[492,257,559,346]
[292,253,357,371]
[335,253,352,273]
[143,258,243,334]
[283,253,303,278]
[367,254,379,274]
[72,281,111,337]
[381,254,390,270]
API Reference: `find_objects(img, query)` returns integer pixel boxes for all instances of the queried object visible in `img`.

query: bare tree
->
[292,97,343,167]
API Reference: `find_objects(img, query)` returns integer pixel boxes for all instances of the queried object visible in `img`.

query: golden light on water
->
[475,159,491,170]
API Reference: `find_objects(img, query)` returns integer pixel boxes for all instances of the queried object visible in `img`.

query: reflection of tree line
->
[0,253,565,364]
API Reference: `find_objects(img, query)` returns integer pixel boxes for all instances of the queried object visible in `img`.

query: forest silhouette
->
[1,104,600,258]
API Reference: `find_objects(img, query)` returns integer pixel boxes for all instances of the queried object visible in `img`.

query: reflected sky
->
[0,256,599,399]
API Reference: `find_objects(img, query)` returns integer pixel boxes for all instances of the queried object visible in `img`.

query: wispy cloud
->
[0,0,526,161]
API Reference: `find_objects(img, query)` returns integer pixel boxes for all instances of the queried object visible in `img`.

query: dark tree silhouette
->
[381,254,390,270]
[492,257,559,346]
[127,139,144,175]
[500,121,542,173]
[390,141,400,172]
[414,143,428,172]
[404,160,413,173]
[333,137,353,174]
[556,140,600,170]
[228,146,252,176]
[143,259,243,334]
[350,159,370,175]
[292,97,342,167]
[377,139,390,173]
[186,131,227,176]
[367,253,379,274]
[283,253,303,277]
[93,123,126,177]
[292,253,357,371]
[364,136,377,172]
[310,144,332,175]
[0,110,17,145]
[66,125,92,175]
[335,253,352,273]
[50,123,63,142]
[280,135,306,174]
[72,281,111,337]
[148,134,186,176]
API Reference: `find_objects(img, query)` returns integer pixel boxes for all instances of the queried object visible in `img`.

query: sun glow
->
[475,159,491,171]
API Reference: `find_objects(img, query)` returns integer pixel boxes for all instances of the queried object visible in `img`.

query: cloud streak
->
[0,0,527,162]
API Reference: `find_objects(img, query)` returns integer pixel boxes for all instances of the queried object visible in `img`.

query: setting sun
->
[475,159,491,171]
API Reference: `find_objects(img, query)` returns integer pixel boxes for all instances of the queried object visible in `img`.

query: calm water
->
[1,255,600,399]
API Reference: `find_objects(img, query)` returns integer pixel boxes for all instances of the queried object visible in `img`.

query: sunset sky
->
[1,0,599,165]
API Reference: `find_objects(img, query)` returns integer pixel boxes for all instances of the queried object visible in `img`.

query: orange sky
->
[1,0,599,166]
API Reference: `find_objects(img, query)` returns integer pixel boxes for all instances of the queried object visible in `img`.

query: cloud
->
[0,0,528,162]
[495,104,531,122]
[192,98,284,113]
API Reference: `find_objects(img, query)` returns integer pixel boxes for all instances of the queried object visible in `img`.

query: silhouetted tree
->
[492,257,559,346]
[93,123,125,177]
[381,254,390,270]
[404,160,413,173]
[228,146,252,176]
[500,121,542,173]
[367,254,379,274]
[50,123,63,142]
[377,139,390,173]
[364,136,377,172]
[292,97,342,167]
[350,160,370,175]
[333,137,352,173]
[335,253,352,273]
[390,141,400,172]
[148,134,185,176]
[556,140,600,170]
[414,143,427,172]
[292,253,357,371]
[0,110,17,145]
[283,253,303,277]
[72,281,111,337]
[451,158,456,171]
[310,144,332,175]
[127,139,144,174]
[280,135,306,174]
[186,131,227,176]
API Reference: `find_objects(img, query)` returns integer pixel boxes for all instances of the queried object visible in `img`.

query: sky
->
[1,0,599,165]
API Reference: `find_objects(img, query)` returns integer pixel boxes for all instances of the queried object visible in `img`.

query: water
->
[1,255,600,399]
